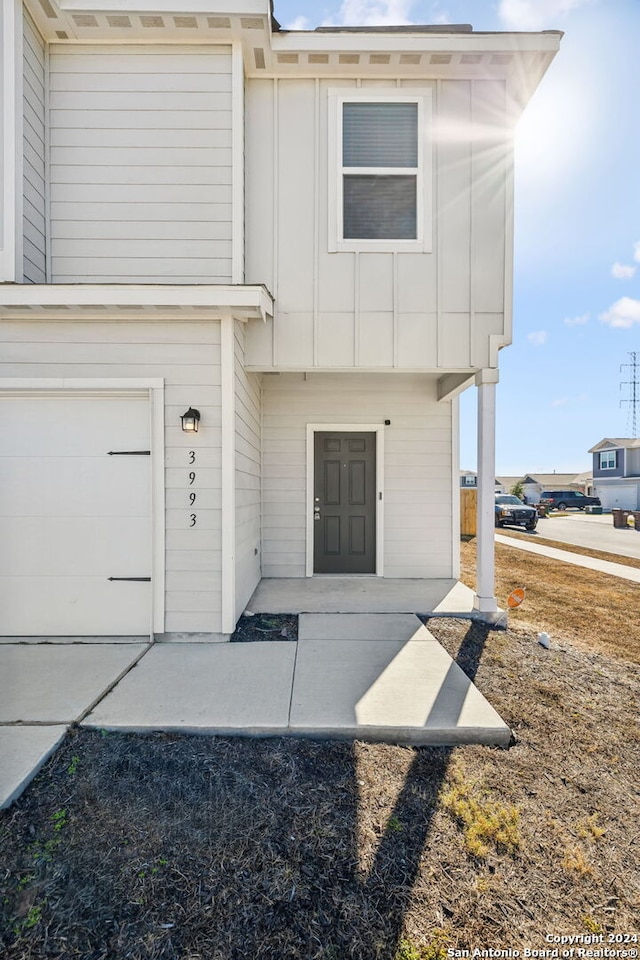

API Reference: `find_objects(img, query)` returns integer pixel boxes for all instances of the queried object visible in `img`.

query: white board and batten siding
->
[23,8,46,283]
[48,45,232,283]
[234,321,262,619]
[245,77,508,372]
[262,373,453,579]
[0,319,224,636]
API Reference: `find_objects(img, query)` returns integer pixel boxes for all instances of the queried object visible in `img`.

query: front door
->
[313,432,376,574]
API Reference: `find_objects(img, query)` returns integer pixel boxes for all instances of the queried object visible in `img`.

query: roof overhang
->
[268,29,561,111]
[588,439,636,453]
[0,284,274,321]
[24,0,562,112]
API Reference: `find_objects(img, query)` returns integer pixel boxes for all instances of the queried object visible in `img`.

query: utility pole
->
[621,351,640,437]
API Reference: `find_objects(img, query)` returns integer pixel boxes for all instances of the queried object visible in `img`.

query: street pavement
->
[510,513,640,560]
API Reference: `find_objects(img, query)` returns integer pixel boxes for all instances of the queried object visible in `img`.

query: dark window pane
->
[343,175,417,240]
[343,102,418,168]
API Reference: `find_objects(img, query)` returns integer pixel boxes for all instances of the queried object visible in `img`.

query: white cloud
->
[600,297,640,328]
[633,241,640,263]
[550,392,588,408]
[611,262,637,280]
[563,312,589,326]
[285,15,310,29]
[498,0,593,31]
[324,0,415,26]
[527,330,548,346]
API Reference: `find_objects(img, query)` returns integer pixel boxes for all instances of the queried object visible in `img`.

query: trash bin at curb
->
[633,511,640,530]
[612,508,625,528]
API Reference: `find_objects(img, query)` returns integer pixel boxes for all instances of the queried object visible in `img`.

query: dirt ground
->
[1,547,639,959]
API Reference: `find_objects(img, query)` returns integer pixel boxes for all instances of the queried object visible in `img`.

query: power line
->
[620,351,640,437]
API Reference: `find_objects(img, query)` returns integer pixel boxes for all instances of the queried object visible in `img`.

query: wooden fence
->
[460,488,477,536]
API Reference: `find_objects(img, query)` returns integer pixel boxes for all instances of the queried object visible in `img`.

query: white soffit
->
[25,0,272,46]
[0,285,274,321]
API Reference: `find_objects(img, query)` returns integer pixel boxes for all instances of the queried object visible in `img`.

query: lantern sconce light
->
[181,407,201,433]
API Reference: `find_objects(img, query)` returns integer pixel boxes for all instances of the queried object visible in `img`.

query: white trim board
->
[0,377,165,636]
[305,423,385,578]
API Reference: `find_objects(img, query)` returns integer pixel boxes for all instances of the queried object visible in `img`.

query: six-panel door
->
[313,432,376,574]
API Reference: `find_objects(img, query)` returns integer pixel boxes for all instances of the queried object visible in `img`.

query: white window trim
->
[328,88,433,254]
[0,377,165,637]
[305,423,384,578]
[599,450,617,470]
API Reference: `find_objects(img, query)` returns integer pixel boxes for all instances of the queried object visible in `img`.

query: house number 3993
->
[188,451,197,526]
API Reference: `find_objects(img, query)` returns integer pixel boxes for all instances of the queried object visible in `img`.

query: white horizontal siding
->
[49,45,232,284]
[234,321,262,618]
[0,319,223,634]
[23,9,46,283]
[262,372,453,578]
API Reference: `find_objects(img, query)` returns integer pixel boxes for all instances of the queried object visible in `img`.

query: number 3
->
[190,514,197,527]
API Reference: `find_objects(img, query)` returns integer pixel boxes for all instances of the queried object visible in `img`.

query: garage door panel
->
[0,577,151,635]
[0,396,149,456]
[0,393,152,635]
[0,457,149,517]
[0,517,151,576]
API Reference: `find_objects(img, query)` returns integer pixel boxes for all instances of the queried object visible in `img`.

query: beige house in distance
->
[0,0,561,638]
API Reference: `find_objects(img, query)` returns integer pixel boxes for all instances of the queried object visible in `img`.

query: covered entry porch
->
[246,577,479,618]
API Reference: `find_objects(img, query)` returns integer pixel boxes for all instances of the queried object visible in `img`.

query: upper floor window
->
[329,90,432,253]
[599,451,616,470]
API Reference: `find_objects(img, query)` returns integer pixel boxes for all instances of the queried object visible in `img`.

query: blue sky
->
[272,0,640,475]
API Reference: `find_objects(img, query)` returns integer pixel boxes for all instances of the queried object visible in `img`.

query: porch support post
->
[474,368,499,615]
[220,313,236,635]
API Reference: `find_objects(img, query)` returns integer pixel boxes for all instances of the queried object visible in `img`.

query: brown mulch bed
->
[2,610,639,958]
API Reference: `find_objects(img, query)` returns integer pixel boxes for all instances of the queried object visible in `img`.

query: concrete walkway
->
[0,615,509,808]
[0,642,149,809]
[495,533,640,582]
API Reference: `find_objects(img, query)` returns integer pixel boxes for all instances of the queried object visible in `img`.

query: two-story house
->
[0,0,561,639]
[590,438,640,510]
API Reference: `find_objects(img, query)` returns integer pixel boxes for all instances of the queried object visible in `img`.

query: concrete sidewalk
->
[0,642,149,809]
[495,533,640,582]
[1,615,509,808]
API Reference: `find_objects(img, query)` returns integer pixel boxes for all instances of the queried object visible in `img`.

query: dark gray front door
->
[313,432,376,574]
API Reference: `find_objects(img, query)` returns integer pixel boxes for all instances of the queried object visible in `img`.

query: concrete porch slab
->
[0,643,149,723]
[0,726,67,810]
[247,578,476,615]
[83,642,297,733]
[290,628,510,746]
[298,613,437,642]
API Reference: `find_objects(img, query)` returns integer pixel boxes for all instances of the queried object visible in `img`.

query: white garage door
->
[0,394,151,636]
[597,483,638,511]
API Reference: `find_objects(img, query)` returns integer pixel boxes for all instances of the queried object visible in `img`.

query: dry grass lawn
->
[461,537,640,664]
[1,542,639,959]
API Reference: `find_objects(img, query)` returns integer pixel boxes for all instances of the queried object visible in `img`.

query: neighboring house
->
[495,472,589,502]
[0,1,561,637]
[460,471,477,488]
[589,439,640,509]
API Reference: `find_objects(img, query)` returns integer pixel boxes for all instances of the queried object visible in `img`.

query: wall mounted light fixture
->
[181,407,201,433]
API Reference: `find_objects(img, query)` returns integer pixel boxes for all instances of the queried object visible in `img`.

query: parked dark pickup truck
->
[495,494,538,530]
[538,490,601,511]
